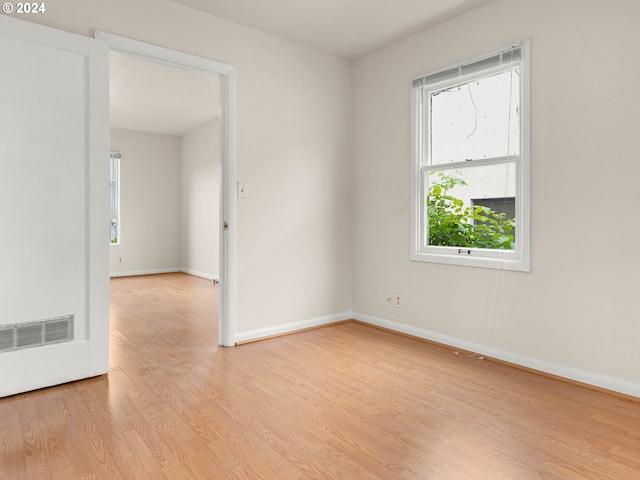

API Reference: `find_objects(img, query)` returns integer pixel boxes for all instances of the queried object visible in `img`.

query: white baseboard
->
[109,268,181,277]
[235,311,353,344]
[353,312,640,400]
[180,268,218,282]
[109,268,218,281]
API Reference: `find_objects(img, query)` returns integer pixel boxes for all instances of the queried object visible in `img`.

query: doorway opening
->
[95,31,236,348]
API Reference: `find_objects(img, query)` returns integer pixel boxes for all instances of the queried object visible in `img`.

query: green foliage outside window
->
[427,171,515,250]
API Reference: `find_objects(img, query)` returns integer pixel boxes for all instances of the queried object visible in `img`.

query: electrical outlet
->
[119,257,123,263]
[394,293,402,308]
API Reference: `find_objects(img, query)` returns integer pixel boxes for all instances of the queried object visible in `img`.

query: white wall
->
[181,121,220,279]
[352,0,640,386]
[22,0,353,335]
[110,124,219,279]
[109,128,182,275]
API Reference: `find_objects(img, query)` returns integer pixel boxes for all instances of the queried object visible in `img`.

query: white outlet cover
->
[394,293,402,308]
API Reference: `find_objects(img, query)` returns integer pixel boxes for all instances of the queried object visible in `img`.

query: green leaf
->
[426,171,516,250]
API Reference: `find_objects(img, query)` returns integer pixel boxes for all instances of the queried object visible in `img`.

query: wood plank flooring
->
[1,272,640,479]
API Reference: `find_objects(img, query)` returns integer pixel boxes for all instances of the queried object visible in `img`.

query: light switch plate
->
[237,182,248,198]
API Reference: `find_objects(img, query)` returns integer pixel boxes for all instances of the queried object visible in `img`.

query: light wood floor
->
[1,272,639,479]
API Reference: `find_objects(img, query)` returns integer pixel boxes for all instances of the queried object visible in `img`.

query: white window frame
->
[410,39,531,272]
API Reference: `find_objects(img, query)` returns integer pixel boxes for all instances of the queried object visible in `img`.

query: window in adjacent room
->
[410,40,530,271]
[110,152,120,244]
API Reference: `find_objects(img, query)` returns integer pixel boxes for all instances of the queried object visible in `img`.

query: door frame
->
[94,31,236,347]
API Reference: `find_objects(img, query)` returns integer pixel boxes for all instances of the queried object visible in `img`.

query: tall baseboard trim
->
[353,312,640,401]
[235,312,353,345]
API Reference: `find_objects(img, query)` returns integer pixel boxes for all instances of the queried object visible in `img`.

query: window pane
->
[110,221,117,243]
[109,155,119,244]
[472,196,516,243]
[430,68,520,165]
[109,180,117,217]
[426,163,516,250]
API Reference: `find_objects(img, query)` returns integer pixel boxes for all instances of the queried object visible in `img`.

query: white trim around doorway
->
[94,31,236,347]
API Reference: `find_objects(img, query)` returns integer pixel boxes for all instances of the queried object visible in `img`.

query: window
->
[410,40,530,271]
[110,152,120,244]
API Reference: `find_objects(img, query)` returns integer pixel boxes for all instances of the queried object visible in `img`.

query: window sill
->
[411,250,530,272]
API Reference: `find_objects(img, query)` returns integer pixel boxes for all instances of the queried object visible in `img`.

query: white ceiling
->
[169,0,494,59]
[109,52,220,136]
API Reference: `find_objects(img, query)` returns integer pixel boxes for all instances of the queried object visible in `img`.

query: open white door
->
[0,16,109,397]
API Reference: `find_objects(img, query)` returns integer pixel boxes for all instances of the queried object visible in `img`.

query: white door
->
[0,16,109,397]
